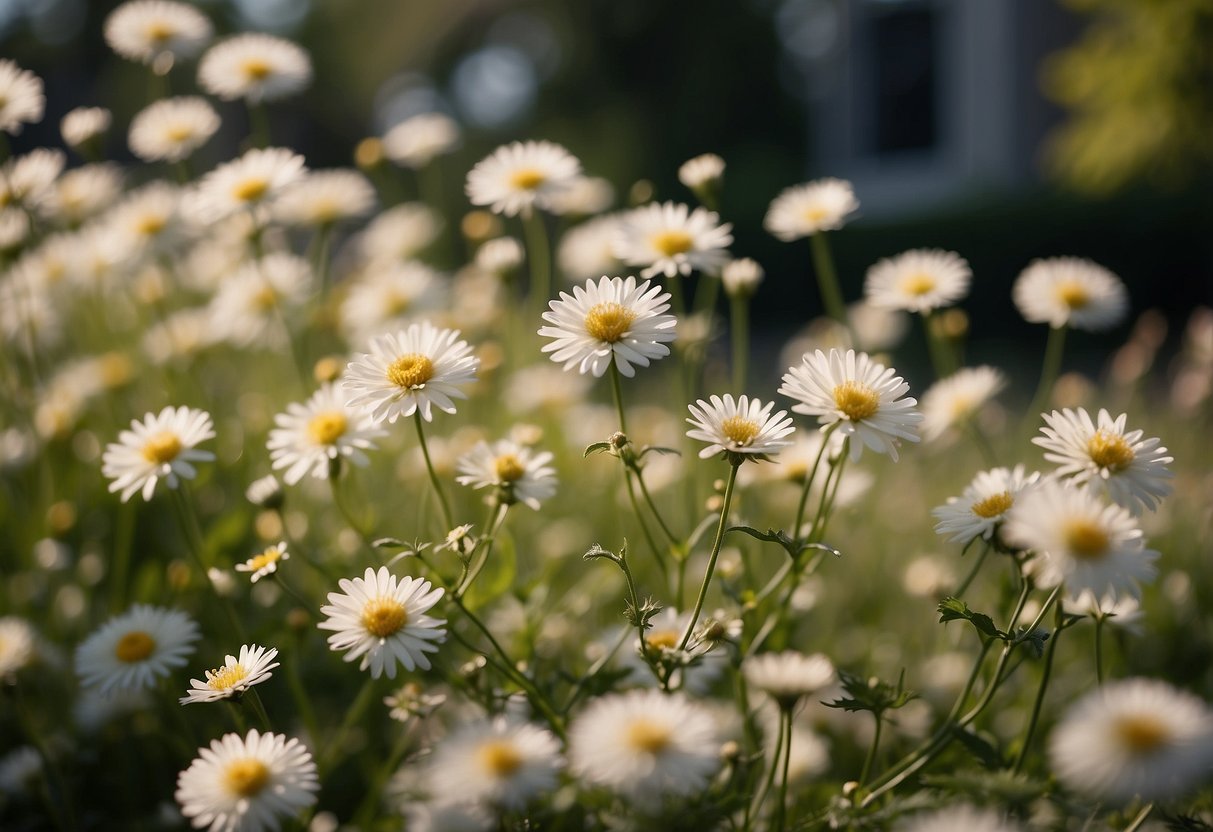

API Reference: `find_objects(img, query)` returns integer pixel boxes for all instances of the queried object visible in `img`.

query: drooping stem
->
[1025,325,1067,429]
[731,294,750,392]
[808,232,851,336]
[679,461,740,651]
[414,411,454,532]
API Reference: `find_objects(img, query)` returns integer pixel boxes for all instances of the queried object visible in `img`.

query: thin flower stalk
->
[679,460,740,652]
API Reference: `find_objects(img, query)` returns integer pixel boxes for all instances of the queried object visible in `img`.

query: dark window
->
[867,6,938,154]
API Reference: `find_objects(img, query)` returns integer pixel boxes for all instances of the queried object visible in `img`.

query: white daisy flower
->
[317,566,447,679]
[61,107,111,149]
[864,248,971,314]
[103,0,212,68]
[208,253,313,349]
[1003,481,1158,601]
[686,394,795,461]
[619,607,728,696]
[106,180,183,259]
[764,178,858,241]
[185,147,307,224]
[0,149,65,211]
[546,175,615,217]
[142,307,215,365]
[40,164,124,225]
[101,406,216,502]
[0,209,29,251]
[342,321,479,424]
[235,542,290,583]
[932,465,1041,546]
[426,717,562,810]
[1065,590,1144,634]
[721,257,764,298]
[678,153,725,191]
[568,689,720,805]
[197,33,312,102]
[128,96,220,163]
[538,275,677,378]
[180,645,280,705]
[0,617,36,678]
[268,383,386,485]
[273,169,376,227]
[75,604,200,694]
[1012,257,1128,331]
[358,203,442,265]
[613,201,733,279]
[455,438,557,510]
[920,366,1007,441]
[0,60,45,135]
[744,651,836,710]
[382,112,461,169]
[779,349,922,462]
[896,805,1025,832]
[1033,407,1173,514]
[503,364,594,413]
[339,262,447,344]
[175,729,319,832]
[1049,678,1213,803]
[474,236,524,276]
[557,213,627,281]
[465,140,582,217]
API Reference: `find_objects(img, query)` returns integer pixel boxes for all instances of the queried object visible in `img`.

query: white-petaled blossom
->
[465,140,581,217]
[744,651,836,709]
[568,689,720,805]
[764,178,858,241]
[0,617,36,678]
[1049,678,1213,803]
[106,180,183,258]
[342,321,479,424]
[235,542,290,583]
[1033,407,1173,514]
[538,275,676,378]
[245,474,282,509]
[678,153,724,190]
[721,257,764,298]
[101,406,216,502]
[619,607,728,696]
[920,366,1007,441]
[546,175,614,217]
[317,566,447,679]
[613,201,733,279]
[129,96,220,163]
[197,33,312,102]
[103,0,212,68]
[358,202,442,265]
[175,729,318,832]
[686,395,795,461]
[779,349,922,462]
[1065,590,1144,635]
[455,438,557,510]
[382,112,461,169]
[558,214,626,281]
[180,645,280,705]
[1003,481,1158,601]
[426,717,562,810]
[273,169,375,227]
[267,383,386,484]
[932,465,1041,546]
[208,253,313,349]
[895,805,1025,832]
[864,248,971,314]
[1012,257,1128,331]
[0,60,44,135]
[0,149,65,212]
[340,262,447,344]
[61,107,111,149]
[475,237,524,276]
[185,147,306,224]
[75,605,200,694]
[40,164,124,225]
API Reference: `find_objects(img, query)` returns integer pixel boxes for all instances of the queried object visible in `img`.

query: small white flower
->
[106,181,183,259]
[678,153,725,190]
[128,96,220,163]
[779,349,922,462]
[382,112,461,169]
[180,645,280,705]
[920,366,1007,442]
[613,201,733,279]
[186,146,306,224]
[40,164,124,225]
[538,275,677,378]
[557,214,626,281]
[235,542,290,583]
[744,651,836,709]
[268,383,386,484]
[764,178,858,241]
[340,262,447,344]
[426,717,563,810]
[0,60,44,135]
[896,805,1025,832]
[1065,590,1144,634]
[104,0,212,67]
[273,169,376,227]
[197,33,312,102]
[546,175,615,217]
[317,566,447,679]
[1049,678,1213,803]
[686,394,795,461]
[0,617,37,678]
[619,607,728,695]
[932,465,1041,546]
[358,203,442,265]
[75,604,200,694]
[175,729,319,832]
[475,236,524,275]
[455,438,557,510]
[465,140,582,217]
[342,321,480,424]
[61,107,111,149]
[208,253,313,349]
[721,257,764,298]
[1033,407,1173,514]
[101,406,216,502]
[0,149,65,211]
[1012,257,1128,331]
[864,248,971,314]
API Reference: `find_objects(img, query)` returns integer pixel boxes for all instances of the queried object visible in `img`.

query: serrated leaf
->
[824,669,919,715]
[938,597,1006,640]
[583,441,612,458]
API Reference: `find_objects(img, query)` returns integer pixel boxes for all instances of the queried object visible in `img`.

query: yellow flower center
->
[1055,280,1090,310]
[645,630,679,651]
[651,230,694,257]
[899,272,936,296]
[832,381,880,421]
[145,21,175,43]
[494,453,526,482]
[1087,430,1135,472]
[721,415,760,447]
[382,290,409,316]
[584,302,636,343]
[361,597,408,638]
[625,718,672,755]
[971,491,1013,519]
[802,204,829,223]
[224,759,271,798]
[114,631,156,663]
[164,123,195,143]
[307,411,348,445]
[247,546,283,572]
[232,177,270,203]
[508,168,546,190]
[1064,519,1109,560]
[206,663,248,691]
[252,285,278,310]
[308,199,340,224]
[476,740,524,777]
[1114,714,1171,754]
[135,213,167,237]
[386,353,434,389]
[141,431,183,464]
[241,58,274,81]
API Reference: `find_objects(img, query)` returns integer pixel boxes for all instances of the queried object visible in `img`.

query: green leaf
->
[938,597,1006,640]
[372,537,407,550]
[950,724,1004,770]
[635,444,681,459]
[824,669,919,715]
[583,441,612,458]
[728,525,843,560]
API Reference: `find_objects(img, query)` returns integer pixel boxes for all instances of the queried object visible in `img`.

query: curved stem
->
[622,468,670,588]
[791,424,838,540]
[750,707,789,827]
[244,687,273,731]
[858,712,884,789]
[456,503,509,597]
[414,411,454,532]
[631,462,680,547]
[320,676,377,773]
[1025,325,1067,430]
[679,461,740,651]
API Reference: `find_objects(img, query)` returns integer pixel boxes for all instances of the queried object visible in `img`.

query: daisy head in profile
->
[267,383,386,485]
[235,542,290,583]
[919,365,1007,442]
[75,605,199,694]
[465,140,581,218]
[179,644,279,705]
[764,178,858,242]
[456,438,557,510]
[101,406,215,502]
[103,0,212,71]
[128,96,220,163]
[864,248,971,314]
[1012,257,1128,331]
[186,146,306,224]
[0,60,44,136]
[932,465,1041,547]
[686,394,795,464]
[613,201,733,279]
[197,32,312,103]
[744,651,836,711]
[425,717,563,811]
[273,169,376,228]
[382,112,461,170]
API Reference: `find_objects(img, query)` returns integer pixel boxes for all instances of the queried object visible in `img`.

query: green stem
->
[456,503,508,597]
[1094,613,1106,685]
[953,541,991,599]
[731,294,749,392]
[313,223,333,296]
[320,676,377,772]
[608,358,628,435]
[246,100,271,148]
[775,709,794,832]
[244,687,272,731]
[351,725,414,829]
[750,707,788,827]
[1025,325,1067,430]
[858,712,884,789]
[1012,602,1064,773]
[791,424,838,541]
[414,411,454,532]
[1124,803,1154,832]
[922,312,955,379]
[523,210,551,315]
[678,461,740,651]
[808,232,851,337]
[283,633,322,746]
[631,462,680,548]
[807,443,849,542]
[110,502,135,611]
[622,468,671,589]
